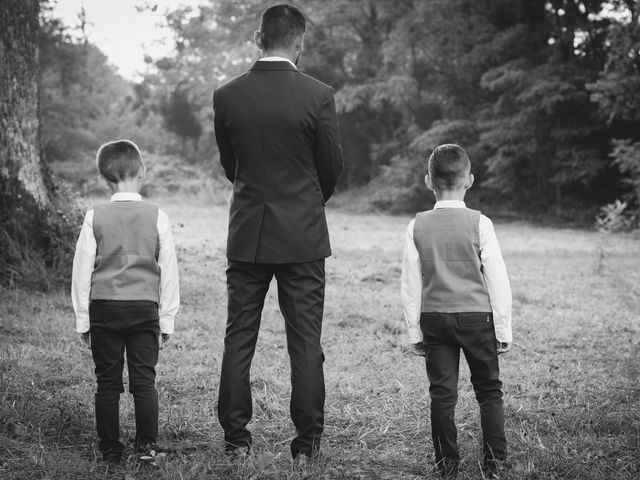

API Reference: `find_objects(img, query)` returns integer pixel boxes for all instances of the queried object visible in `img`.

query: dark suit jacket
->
[213,60,343,263]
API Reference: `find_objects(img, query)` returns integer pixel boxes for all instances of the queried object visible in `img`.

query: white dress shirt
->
[71,192,180,334]
[401,200,512,344]
[260,56,297,68]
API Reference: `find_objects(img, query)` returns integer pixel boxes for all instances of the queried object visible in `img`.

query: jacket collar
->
[250,60,298,72]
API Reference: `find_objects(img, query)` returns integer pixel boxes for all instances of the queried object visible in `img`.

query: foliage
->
[588,5,640,124]
[0,174,84,292]
[611,139,640,201]
[160,87,203,155]
[588,3,640,222]
[0,170,85,290]
[38,7,174,163]
[595,199,630,272]
[598,199,629,232]
[36,0,640,220]
[131,1,261,164]
[147,0,637,219]
[372,120,480,213]
[607,138,640,226]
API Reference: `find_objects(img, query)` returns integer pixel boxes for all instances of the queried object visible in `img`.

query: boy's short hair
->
[259,4,305,51]
[96,139,143,183]
[428,144,471,189]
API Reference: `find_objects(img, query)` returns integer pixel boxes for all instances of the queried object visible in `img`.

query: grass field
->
[1,196,639,479]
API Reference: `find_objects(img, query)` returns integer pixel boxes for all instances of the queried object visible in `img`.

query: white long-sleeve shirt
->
[401,200,512,344]
[71,192,180,334]
[260,56,297,68]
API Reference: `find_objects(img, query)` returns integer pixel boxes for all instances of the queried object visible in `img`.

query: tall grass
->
[1,200,638,479]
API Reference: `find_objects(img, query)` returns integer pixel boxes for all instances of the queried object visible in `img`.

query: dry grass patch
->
[0,199,638,479]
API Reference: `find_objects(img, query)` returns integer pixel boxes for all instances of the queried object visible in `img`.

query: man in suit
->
[212,3,343,461]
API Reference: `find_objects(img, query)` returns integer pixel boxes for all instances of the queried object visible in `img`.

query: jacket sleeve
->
[314,87,343,202]
[213,89,236,183]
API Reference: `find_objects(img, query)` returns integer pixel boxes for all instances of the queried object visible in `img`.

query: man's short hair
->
[428,144,471,189]
[96,139,143,183]
[259,4,305,51]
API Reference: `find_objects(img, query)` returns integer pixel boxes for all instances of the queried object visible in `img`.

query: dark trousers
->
[421,312,506,465]
[218,260,326,457]
[89,300,160,455]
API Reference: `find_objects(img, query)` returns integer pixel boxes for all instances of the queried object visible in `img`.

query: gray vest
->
[413,208,491,313]
[90,201,160,302]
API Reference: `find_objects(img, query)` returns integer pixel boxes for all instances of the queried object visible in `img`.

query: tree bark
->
[0,0,50,206]
[0,0,79,289]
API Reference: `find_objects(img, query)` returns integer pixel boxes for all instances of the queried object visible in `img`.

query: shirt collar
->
[110,192,142,202]
[260,56,297,68]
[434,200,466,209]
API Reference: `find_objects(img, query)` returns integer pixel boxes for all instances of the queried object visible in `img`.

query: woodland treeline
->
[2,0,639,288]
[40,0,640,223]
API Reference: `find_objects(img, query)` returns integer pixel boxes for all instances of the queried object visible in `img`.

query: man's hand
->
[159,333,171,350]
[79,332,91,350]
[497,341,511,355]
[411,342,427,357]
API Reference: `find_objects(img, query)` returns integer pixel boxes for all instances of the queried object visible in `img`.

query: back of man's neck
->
[262,50,294,62]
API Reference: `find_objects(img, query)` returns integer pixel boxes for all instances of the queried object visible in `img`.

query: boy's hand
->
[79,332,91,350]
[497,341,511,355]
[411,342,427,357]
[159,333,171,350]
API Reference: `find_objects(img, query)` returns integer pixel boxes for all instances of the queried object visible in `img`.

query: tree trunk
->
[1,0,50,206]
[0,0,79,288]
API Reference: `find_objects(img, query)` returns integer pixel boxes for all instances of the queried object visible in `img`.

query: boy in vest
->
[401,144,512,479]
[71,139,180,464]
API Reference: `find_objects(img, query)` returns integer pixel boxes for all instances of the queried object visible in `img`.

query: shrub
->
[609,138,640,229]
[370,120,479,213]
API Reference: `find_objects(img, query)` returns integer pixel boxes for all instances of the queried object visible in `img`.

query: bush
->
[51,152,230,201]
[609,138,640,229]
[0,177,84,290]
[369,120,480,213]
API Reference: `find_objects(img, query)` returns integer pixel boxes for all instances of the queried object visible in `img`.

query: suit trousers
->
[218,260,326,457]
[420,312,506,465]
[89,300,160,455]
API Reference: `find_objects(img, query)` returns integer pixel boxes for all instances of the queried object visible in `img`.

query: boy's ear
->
[138,165,146,180]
